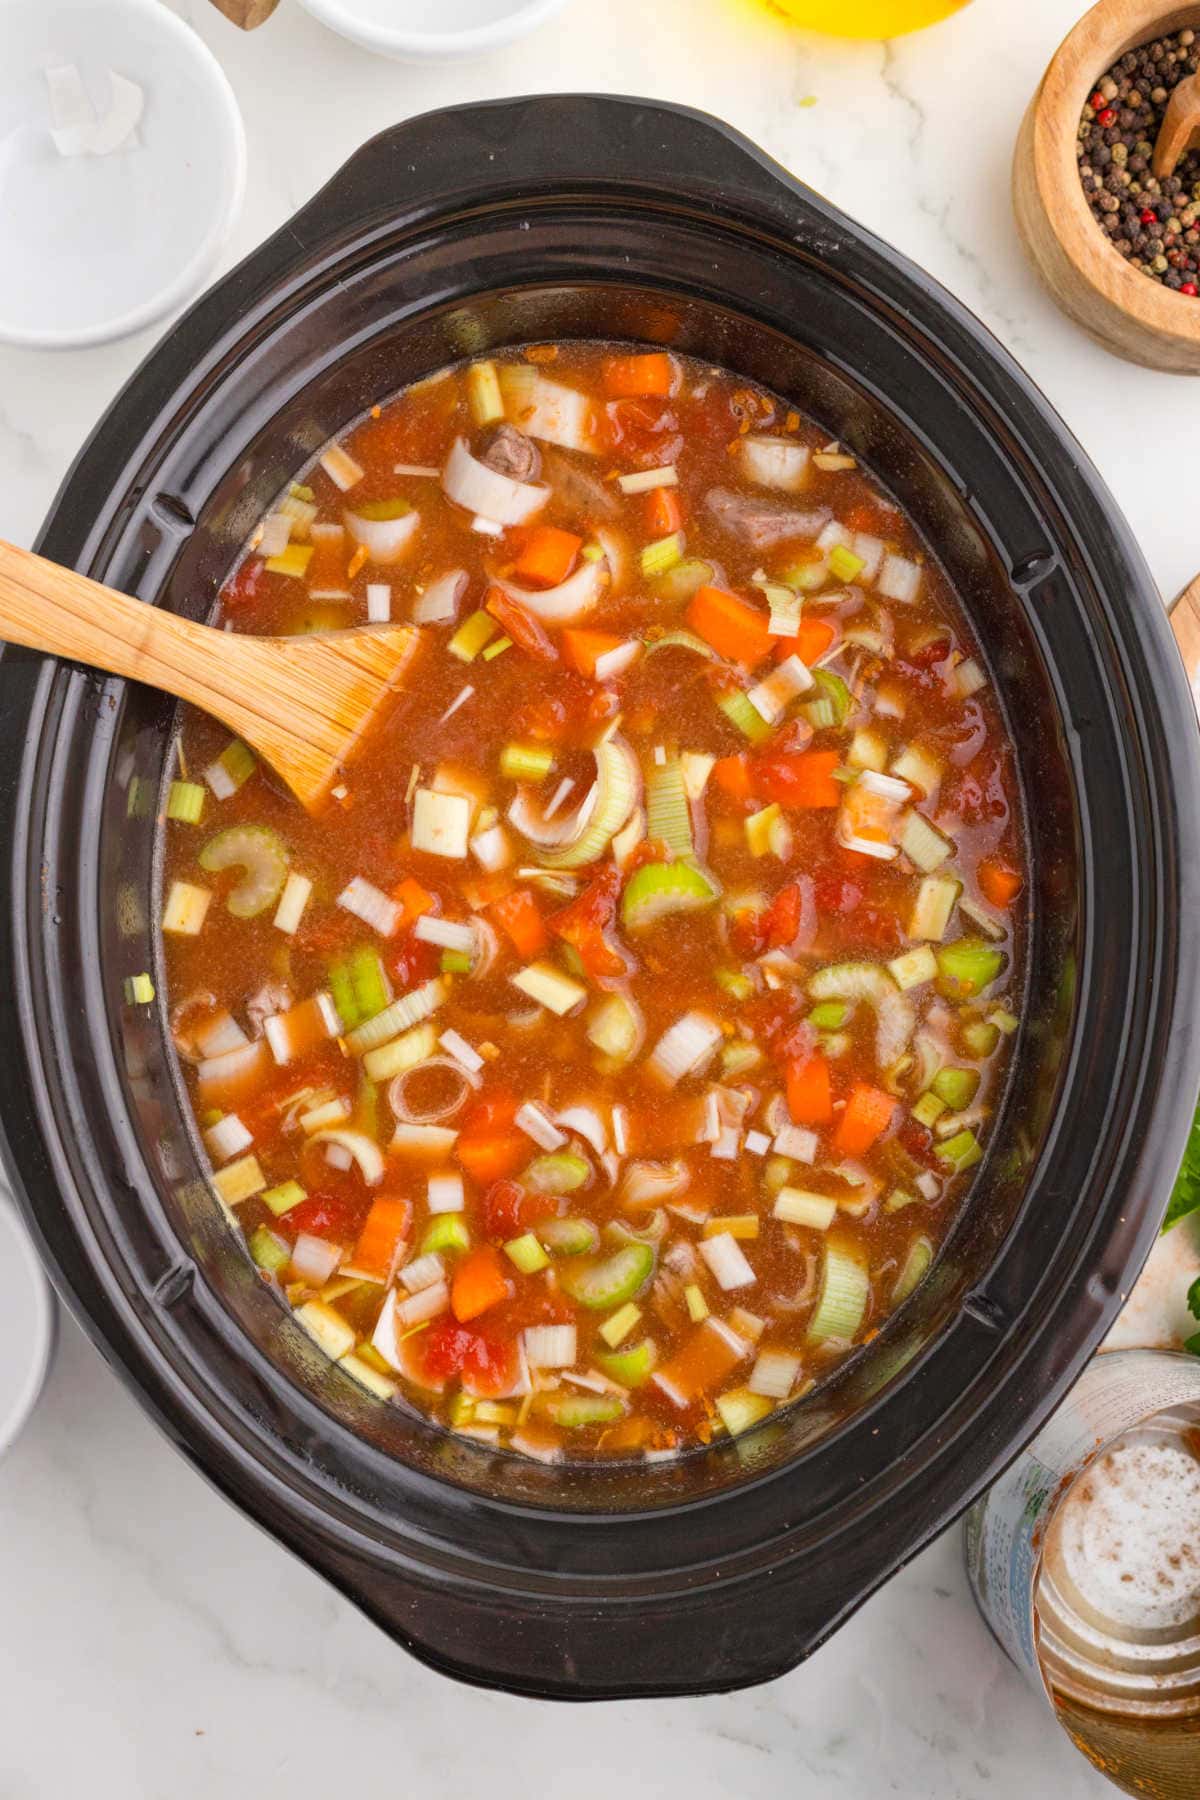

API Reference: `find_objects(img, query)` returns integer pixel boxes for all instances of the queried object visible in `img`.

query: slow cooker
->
[2,96,1198,1699]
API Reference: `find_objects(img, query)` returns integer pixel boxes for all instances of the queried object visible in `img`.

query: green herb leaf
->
[1162,1097,1200,1232]
[1186,1330,1200,1359]
[1188,1276,1200,1323]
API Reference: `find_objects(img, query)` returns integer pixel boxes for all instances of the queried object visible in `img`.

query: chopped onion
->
[195,1010,249,1059]
[325,1144,353,1171]
[523,1324,577,1369]
[710,1126,741,1161]
[699,1232,757,1290]
[499,368,599,453]
[389,1055,476,1128]
[749,1349,801,1399]
[555,1103,608,1159]
[774,1123,818,1164]
[471,516,504,537]
[515,1101,567,1152]
[414,916,476,955]
[320,445,364,492]
[438,1029,483,1075]
[648,1012,723,1087]
[308,1128,384,1186]
[274,872,313,936]
[739,436,811,493]
[399,1252,445,1294]
[879,553,921,604]
[366,583,391,623]
[593,640,641,681]
[439,684,474,724]
[508,781,597,850]
[611,1104,629,1156]
[916,1170,941,1200]
[204,1113,252,1163]
[290,1233,343,1286]
[412,569,467,625]
[391,1122,458,1159]
[442,436,549,526]
[617,465,677,495]
[744,1129,771,1157]
[337,877,401,938]
[469,823,512,872]
[491,553,608,626]
[258,513,292,558]
[397,1280,450,1327]
[618,1159,689,1211]
[427,1171,465,1213]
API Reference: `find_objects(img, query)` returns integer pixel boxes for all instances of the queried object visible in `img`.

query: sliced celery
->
[641,533,684,579]
[543,1392,627,1428]
[537,1217,600,1257]
[595,1338,657,1387]
[500,742,555,783]
[199,824,289,919]
[936,938,1005,999]
[249,1224,290,1275]
[123,972,155,1005]
[505,1232,550,1274]
[523,1150,591,1194]
[717,688,772,744]
[893,1236,933,1303]
[167,780,205,824]
[559,1241,655,1310]
[931,1066,980,1110]
[420,1214,470,1255]
[586,992,644,1063]
[912,1091,947,1129]
[621,860,718,931]
[937,1129,983,1173]
[448,610,498,663]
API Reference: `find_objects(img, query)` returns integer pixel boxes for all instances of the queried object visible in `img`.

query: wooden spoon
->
[0,540,421,813]
[207,0,284,27]
[1152,71,1200,181]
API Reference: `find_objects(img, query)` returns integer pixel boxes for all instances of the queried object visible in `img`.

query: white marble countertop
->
[2,0,1199,1793]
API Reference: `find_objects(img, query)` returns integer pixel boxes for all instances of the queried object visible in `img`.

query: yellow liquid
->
[762,0,969,35]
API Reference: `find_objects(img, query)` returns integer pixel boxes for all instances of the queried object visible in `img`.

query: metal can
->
[965,1348,1200,1797]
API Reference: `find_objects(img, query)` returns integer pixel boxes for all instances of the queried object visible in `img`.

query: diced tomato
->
[815,873,863,915]
[393,876,435,929]
[489,887,548,959]
[605,398,683,468]
[485,587,558,662]
[786,1054,833,1127]
[548,866,627,978]
[910,634,952,667]
[223,557,267,610]
[750,749,841,809]
[833,1083,897,1158]
[457,1092,528,1188]
[645,485,682,536]
[482,1179,535,1241]
[414,1320,526,1399]
[389,935,441,989]
[763,882,803,949]
[944,753,1011,828]
[286,1191,369,1241]
[978,858,1023,908]
[712,755,754,800]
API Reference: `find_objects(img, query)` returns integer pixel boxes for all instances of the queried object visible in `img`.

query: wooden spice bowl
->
[1014,0,1200,372]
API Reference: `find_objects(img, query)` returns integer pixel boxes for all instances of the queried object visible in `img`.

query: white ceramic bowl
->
[0,1201,54,1459]
[0,0,246,349]
[298,0,573,63]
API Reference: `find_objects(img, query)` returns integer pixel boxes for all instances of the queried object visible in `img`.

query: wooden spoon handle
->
[0,538,260,734]
[1168,573,1200,701]
[206,0,283,27]
[1152,72,1200,179]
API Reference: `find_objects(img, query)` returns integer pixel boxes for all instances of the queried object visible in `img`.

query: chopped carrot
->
[512,525,583,589]
[347,544,368,582]
[712,754,754,800]
[645,485,682,536]
[978,859,1023,909]
[489,887,547,958]
[602,352,675,398]
[774,617,838,666]
[685,585,772,666]
[457,1131,528,1187]
[451,1247,512,1322]
[343,1197,410,1285]
[393,876,435,929]
[786,1054,833,1127]
[833,1083,897,1158]
[560,628,627,679]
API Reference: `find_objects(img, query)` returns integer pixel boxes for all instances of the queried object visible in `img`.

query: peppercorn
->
[1078,28,1200,295]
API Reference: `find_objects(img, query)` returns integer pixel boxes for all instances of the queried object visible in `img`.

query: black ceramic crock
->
[2,96,1198,1700]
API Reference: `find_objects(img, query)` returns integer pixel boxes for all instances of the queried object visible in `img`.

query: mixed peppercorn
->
[1078,29,1200,294]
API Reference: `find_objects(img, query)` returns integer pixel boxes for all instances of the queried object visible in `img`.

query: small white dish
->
[0,1200,54,1459]
[0,0,246,349]
[298,0,572,63]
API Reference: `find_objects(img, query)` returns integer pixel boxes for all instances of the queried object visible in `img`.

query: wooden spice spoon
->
[0,539,421,813]
[206,0,283,27]
[1152,71,1200,180]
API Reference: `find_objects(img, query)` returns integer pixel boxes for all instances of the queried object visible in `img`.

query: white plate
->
[0,0,246,349]
[0,1201,54,1459]
[298,0,572,63]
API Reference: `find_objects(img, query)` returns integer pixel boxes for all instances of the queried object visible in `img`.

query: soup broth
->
[159,342,1025,1462]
